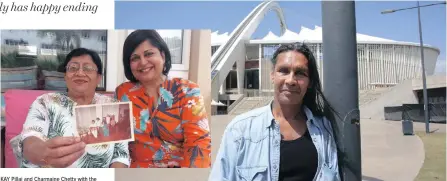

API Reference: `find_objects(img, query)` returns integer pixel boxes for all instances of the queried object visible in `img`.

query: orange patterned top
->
[114,77,211,168]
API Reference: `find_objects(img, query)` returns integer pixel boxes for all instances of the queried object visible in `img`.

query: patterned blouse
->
[17,92,130,168]
[115,77,211,168]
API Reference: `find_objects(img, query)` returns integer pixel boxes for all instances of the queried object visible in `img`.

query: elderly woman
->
[115,30,211,168]
[209,43,342,181]
[15,48,130,168]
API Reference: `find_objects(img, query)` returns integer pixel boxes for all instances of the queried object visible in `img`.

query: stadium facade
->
[209,1,441,114]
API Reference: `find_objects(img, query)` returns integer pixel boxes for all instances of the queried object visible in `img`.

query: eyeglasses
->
[66,64,98,74]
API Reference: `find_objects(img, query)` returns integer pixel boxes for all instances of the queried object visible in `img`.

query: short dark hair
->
[58,48,103,75]
[122,30,172,82]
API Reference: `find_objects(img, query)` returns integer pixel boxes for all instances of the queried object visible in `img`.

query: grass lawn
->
[414,131,446,181]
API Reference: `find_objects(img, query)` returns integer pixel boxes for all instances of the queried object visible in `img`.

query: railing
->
[224,89,275,97]
[227,94,245,113]
[384,103,446,123]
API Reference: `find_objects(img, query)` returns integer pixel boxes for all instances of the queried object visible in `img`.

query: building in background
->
[208,1,443,116]
[212,26,440,95]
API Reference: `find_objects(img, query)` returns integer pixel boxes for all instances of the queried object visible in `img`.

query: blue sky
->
[115,1,446,73]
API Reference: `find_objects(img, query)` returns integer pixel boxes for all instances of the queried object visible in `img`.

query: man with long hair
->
[209,43,341,181]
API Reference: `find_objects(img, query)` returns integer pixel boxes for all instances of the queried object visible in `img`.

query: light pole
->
[381,1,446,134]
[322,1,361,180]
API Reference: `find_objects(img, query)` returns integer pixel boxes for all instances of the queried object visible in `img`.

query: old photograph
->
[74,102,134,145]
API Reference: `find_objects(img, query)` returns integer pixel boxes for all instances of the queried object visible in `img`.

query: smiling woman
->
[59,48,103,102]
[12,48,130,168]
[115,30,211,168]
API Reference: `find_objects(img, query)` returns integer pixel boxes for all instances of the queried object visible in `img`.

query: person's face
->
[271,51,310,105]
[129,40,165,83]
[64,55,101,94]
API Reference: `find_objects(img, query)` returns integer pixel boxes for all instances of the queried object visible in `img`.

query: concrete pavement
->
[360,119,425,181]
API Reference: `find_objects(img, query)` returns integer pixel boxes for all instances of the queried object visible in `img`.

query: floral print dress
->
[17,92,130,168]
[115,77,211,168]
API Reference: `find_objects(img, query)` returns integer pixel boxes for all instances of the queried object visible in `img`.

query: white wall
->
[76,106,100,129]
[360,79,418,120]
[106,30,128,91]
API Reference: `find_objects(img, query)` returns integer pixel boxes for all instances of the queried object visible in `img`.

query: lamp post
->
[322,1,361,180]
[381,1,446,134]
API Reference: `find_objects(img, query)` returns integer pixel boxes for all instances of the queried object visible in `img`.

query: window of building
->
[156,30,184,65]
[1,30,108,92]
[211,46,220,56]
[99,35,107,42]
[4,39,29,46]
[82,31,90,39]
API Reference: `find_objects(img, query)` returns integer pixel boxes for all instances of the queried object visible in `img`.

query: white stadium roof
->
[211,25,438,50]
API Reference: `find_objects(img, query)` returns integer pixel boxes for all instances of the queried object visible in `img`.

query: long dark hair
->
[271,43,344,177]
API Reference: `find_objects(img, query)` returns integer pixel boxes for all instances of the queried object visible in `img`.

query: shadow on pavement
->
[362,175,384,181]
[430,128,440,133]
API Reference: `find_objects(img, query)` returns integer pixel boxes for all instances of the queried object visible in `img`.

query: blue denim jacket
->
[209,103,341,181]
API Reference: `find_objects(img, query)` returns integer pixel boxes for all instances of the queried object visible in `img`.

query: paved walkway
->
[360,119,425,181]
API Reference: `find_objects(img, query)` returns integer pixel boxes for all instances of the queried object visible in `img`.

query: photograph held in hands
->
[74,102,134,146]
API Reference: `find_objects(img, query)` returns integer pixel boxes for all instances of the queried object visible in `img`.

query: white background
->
[0,168,115,180]
[0,0,114,29]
